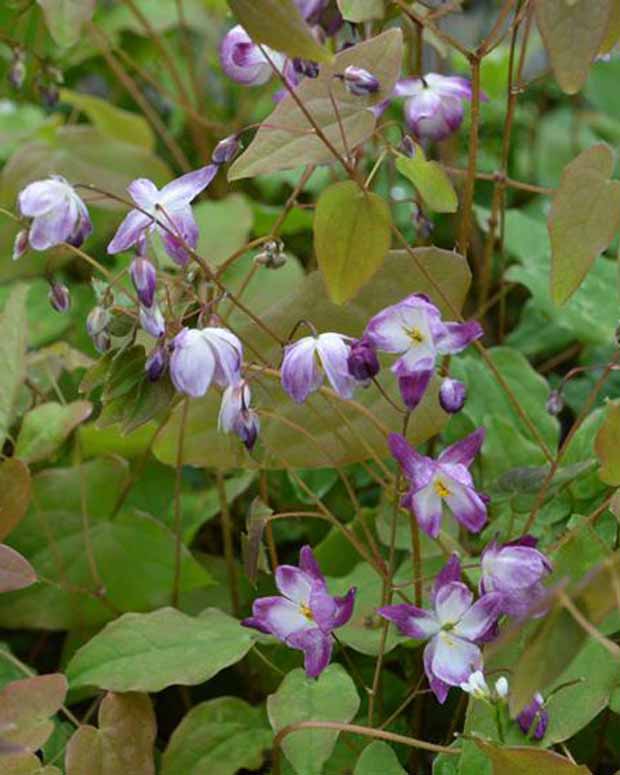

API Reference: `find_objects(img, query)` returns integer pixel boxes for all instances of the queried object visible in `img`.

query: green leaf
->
[535,0,613,94]
[0,285,28,448]
[228,0,331,64]
[0,459,31,541]
[65,692,156,775]
[37,0,96,47]
[337,0,385,22]
[314,181,392,304]
[548,144,620,305]
[396,149,458,213]
[0,752,61,773]
[153,249,472,470]
[194,195,254,266]
[0,674,67,753]
[473,739,590,774]
[60,89,154,150]
[14,401,92,464]
[229,30,403,179]
[0,545,36,593]
[66,607,255,692]
[267,664,360,775]
[354,741,406,774]
[594,399,620,485]
[162,697,272,775]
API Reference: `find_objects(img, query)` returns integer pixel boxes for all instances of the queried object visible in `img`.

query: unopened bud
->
[93,330,111,354]
[412,204,434,240]
[236,409,260,451]
[254,239,287,269]
[439,378,467,414]
[48,282,71,314]
[86,305,110,338]
[130,255,157,308]
[212,134,241,165]
[12,229,29,261]
[347,338,380,382]
[400,136,416,158]
[145,345,168,382]
[139,303,165,339]
[341,66,380,96]
[545,389,564,416]
[8,48,26,90]
[38,81,60,109]
[293,58,320,78]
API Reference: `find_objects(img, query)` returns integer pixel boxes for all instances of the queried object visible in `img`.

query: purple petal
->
[281,337,322,403]
[251,596,314,641]
[242,615,272,635]
[517,694,548,740]
[426,73,473,100]
[482,544,550,593]
[397,367,434,410]
[393,77,425,98]
[445,482,488,534]
[202,327,243,388]
[408,481,443,538]
[377,603,440,640]
[139,303,165,339]
[432,554,462,605]
[365,294,439,355]
[316,333,356,400]
[219,25,282,86]
[275,565,314,605]
[434,582,473,627]
[29,197,76,250]
[287,628,333,678]
[108,209,152,254]
[388,433,434,490]
[423,638,450,703]
[454,593,502,641]
[159,165,218,208]
[431,631,482,686]
[438,428,485,467]
[127,178,159,209]
[329,587,356,629]
[170,328,215,397]
[158,204,199,266]
[435,320,483,354]
[299,545,325,584]
[19,179,63,217]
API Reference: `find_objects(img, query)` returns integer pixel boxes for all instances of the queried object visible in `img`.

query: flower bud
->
[48,282,71,314]
[545,389,564,416]
[212,134,241,165]
[347,338,380,382]
[145,345,168,382]
[130,255,157,308]
[517,693,548,740]
[8,48,26,90]
[139,303,166,339]
[254,239,287,269]
[400,135,416,157]
[342,66,380,96]
[412,204,434,239]
[93,330,111,354]
[439,378,467,414]
[37,80,60,109]
[12,229,29,261]
[86,306,110,338]
[293,58,320,79]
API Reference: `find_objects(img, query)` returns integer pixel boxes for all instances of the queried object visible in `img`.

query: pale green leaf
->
[37,0,96,47]
[314,180,392,304]
[195,195,254,266]
[15,401,92,464]
[337,0,385,22]
[0,285,28,448]
[354,741,406,774]
[396,149,458,213]
[0,752,61,774]
[594,399,620,485]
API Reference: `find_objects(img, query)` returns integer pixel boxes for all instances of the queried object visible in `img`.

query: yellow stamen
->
[406,327,425,344]
[434,479,451,498]
[299,602,314,620]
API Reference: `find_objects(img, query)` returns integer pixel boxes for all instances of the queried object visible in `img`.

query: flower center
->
[406,327,425,344]
[299,602,314,621]
[434,479,452,498]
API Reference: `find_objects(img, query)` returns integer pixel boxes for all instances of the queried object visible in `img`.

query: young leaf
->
[0,459,31,541]
[548,144,620,305]
[267,664,360,775]
[594,399,620,485]
[162,697,272,775]
[337,0,385,22]
[0,752,61,773]
[66,608,255,692]
[0,545,36,593]
[600,2,620,53]
[228,0,331,64]
[314,180,392,304]
[229,30,402,179]
[0,285,28,449]
[395,148,458,213]
[354,742,406,774]
[0,674,67,753]
[536,0,613,94]
[65,693,156,775]
[14,401,93,464]
[473,739,590,774]
[37,0,97,47]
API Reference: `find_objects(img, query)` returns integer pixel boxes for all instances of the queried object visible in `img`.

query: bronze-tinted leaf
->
[0,285,28,449]
[474,738,590,774]
[594,399,620,485]
[0,545,37,593]
[0,674,67,753]
[0,459,31,541]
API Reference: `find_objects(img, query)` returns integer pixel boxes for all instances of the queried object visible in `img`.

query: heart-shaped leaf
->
[14,401,93,464]
[395,148,458,213]
[0,459,31,541]
[354,742,406,774]
[0,674,67,753]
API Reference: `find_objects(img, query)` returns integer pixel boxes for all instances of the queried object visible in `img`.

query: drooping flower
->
[480,536,552,618]
[107,167,218,265]
[145,345,168,382]
[460,670,508,703]
[281,333,356,403]
[18,176,92,251]
[218,379,261,450]
[139,303,165,339]
[219,25,287,86]
[389,429,487,538]
[86,306,110,339]
[378,554,502,703]
[130,255,157,308]
[48,281,70,313]
[364,293,482,409]
[439,377,467,414]
[347,337,380,383]
[517,693,549,740]
[169,327,243,398]
[242,545,356,678]
[394,73,486,142]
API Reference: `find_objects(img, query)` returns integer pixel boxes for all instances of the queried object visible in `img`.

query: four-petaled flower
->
[281,333,356,403]
[364,293,482,410]
[170,327,243,398]
[219,25,287,86]
[242,545,356,678]
[378,554,502,703]
[107,167,218,265]
[389,428,488,538]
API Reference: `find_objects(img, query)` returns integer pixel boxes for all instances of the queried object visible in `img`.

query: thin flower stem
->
[216,470,241,617]
[259,472,279,571]
[171,398,189,607]
[391,0,472,59]
[457,55,481,257]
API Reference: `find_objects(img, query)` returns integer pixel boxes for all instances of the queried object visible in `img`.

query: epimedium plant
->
[0,0,620,774]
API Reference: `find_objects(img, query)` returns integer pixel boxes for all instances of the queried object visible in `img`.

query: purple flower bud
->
[347,338,380,382]
[545,389,564,416]
[87,306,110,338]
[439,378,467,414]
[219,25,286,86]
[293,58,320,79]
[130,256,157,308]
[48,282,71,314]
[145,345,168,382]
[342,66,380,96]
[412,204,434,239]
[12,229,29,261]
[8,48,26,90]
[400,135,417,157]
[139,303,166,339]
[219,380,261,450]
[517,693,548,740]
[38,81,60,109]
[212,135,241,165]
[93,330,111,354]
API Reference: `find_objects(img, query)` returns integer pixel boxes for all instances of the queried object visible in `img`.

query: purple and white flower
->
[389,428,488,538]
[170,326,243,398]
[394,73,485,142]
[480,536,552,618]
[130,255,157,308]
[347,337,380,383]
[219,25,287,86]
[107,167,218,265]
[18,176,92,251]
[139,303,165,339]
[439,377,467,414]
[281,333,356,403]
[242,545,356,678]
[219,379,261,451]
[364,293,482,409]
[378,554,502,703]
[517,693,549,740]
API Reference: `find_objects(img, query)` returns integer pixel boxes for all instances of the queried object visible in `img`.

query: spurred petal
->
[435,320,483,354]
[377,603,440,640]
[329,587,356,629]
[454,593,502,641]
[108,209,152,254]
[397,367,434,410]
[275,565,314,605]
[434,582,473,627]
[316,333,356,400]
[287,628,333,678]
[160,165,218,208]
[388,433,434,490]
[158,204,199,266]
[482,545,549,592]
[281,337,322,403]
[432,554,462,605]
[393,77,425,98]
[202,327,243,388]
[251,596,314,640]
[438,428,485,467]
[408,481,443,538]
[445,482,487,534]
[425,73,473,100]
[298,545,325,584]
[127,178,159,210]
[431,631,481,686]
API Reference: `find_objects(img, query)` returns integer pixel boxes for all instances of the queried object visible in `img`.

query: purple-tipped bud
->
[8,48,26,90]
[293,58,320,78]
[12,229,29,261]
[212,134,241,165]
[130,256,157,308]
[38,81,60,109]
[400,135,417,157]
[48,282,71,314]
[342,66,380,96]
[439,378,467,414]
[87,306,110,338]
[140,303,165,339]
[145,345,168,382]
[517,693,548,740]
[237,409,260,451]
[412,204,434,239]
[347,338,380,382]
[545,389,564,416]
[93,330,111,354]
